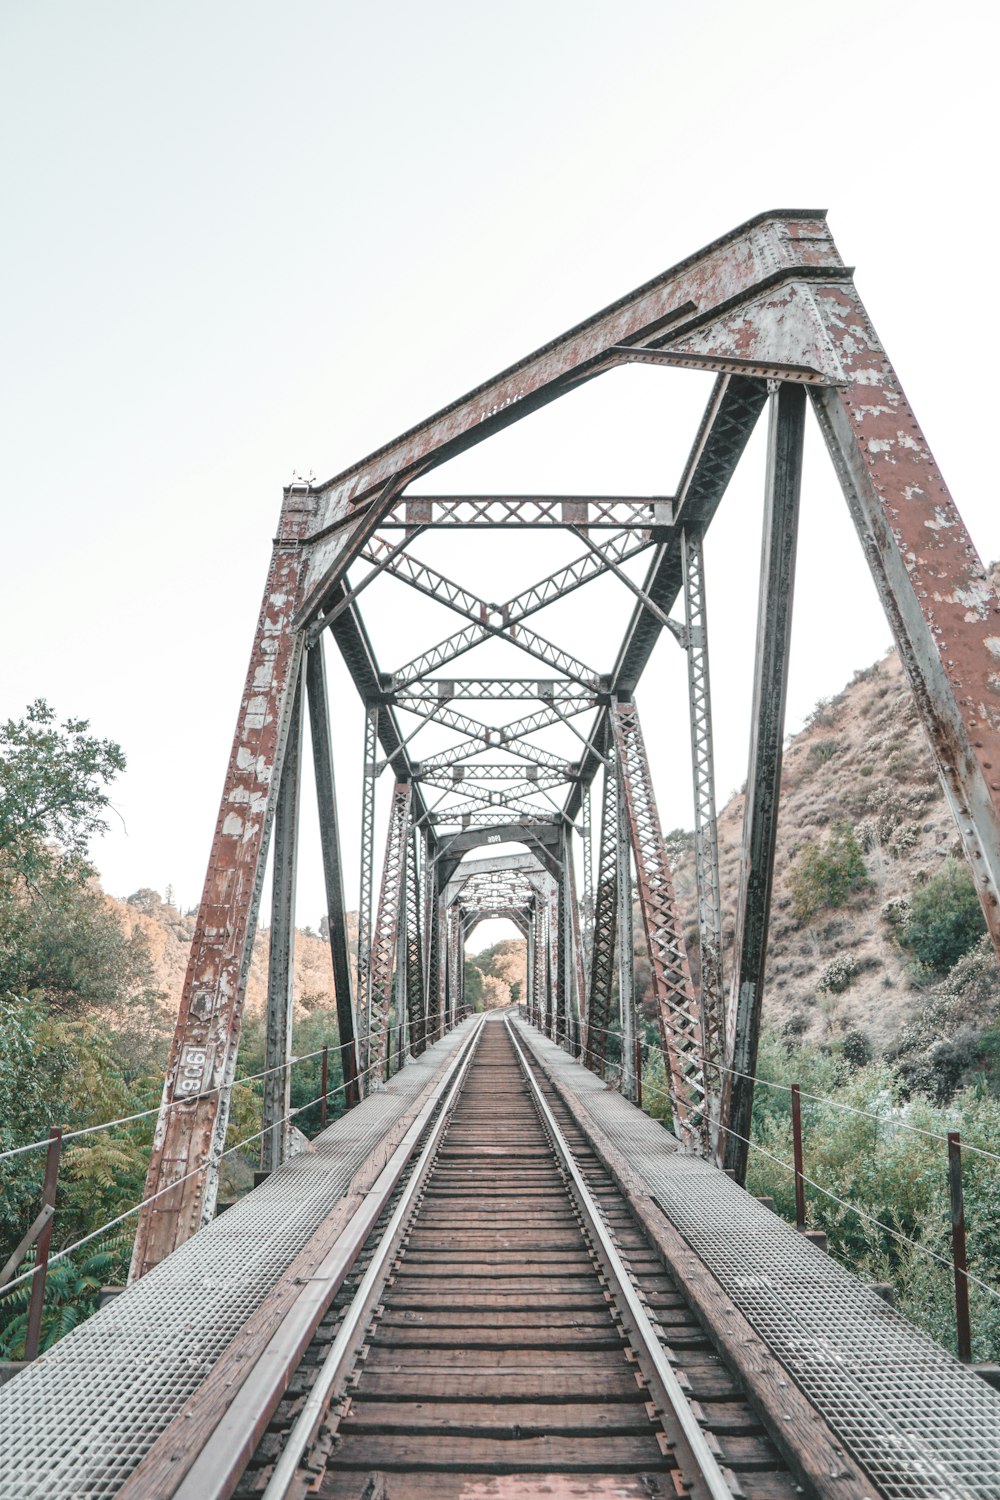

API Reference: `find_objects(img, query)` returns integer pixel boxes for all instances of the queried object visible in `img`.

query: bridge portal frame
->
[131,210,1000,1278]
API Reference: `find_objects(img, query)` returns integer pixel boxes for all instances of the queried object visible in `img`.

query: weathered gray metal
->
[682,531,725,1150]
[722,384,805,1179]
[368,782,411,1081]
[615,757,637,1104]
[305,644,359,1105]
[261,672,304,1172]
[355,703,378,1077]
[613,701,706,1144]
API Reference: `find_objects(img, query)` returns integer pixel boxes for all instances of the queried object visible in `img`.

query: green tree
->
[788,824,870,922]
[903,859,986,973]
[0,699,125,884]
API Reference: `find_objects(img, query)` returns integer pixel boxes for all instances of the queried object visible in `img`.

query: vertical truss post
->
[306,644,360,1109]
[131,491,312,1278]
[368,782,411,1082]
[566,835,586,1057]
[547,885,560,1039]
[446,904,463,1025]
[556,854,570,1047]
[424,868,443,1043]
[681,531,725,1148]
[420,830,434,1007]
[586,756,619,1076]
[581,783,595,971]
[356,703,378,1078]
[404,824,426,1054]
[535,902,547,1029]
[613,700,706,1148]
[261,673,304,1172]
[615,756,637,1102]
[526,906,536,1024]
[394,839,409,1067]
[723,382,805,1180]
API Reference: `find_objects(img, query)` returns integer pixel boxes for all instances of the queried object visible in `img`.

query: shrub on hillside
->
[789,824,870,923]
[902,860,986,973]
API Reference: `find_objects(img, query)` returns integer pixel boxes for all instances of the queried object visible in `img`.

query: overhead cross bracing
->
[124,208,1000,1292]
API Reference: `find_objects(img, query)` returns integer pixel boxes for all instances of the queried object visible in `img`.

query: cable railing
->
[532,1004,999,1362]
[0,1057,389,1301]
[555,1010,1000,1167]
[0,1013,423,1358]
[0,1045,337,1164]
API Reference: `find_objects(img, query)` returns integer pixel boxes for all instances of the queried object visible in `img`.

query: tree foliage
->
[788,823,870,922]
[902,859,986,974]
[0,700,125,884]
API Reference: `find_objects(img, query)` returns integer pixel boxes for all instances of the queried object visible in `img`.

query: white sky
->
[3,1,998,951]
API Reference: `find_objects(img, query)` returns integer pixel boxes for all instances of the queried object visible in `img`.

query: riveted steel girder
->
[378,495,672,528]
[131,493,313,1279]
[612,701,708,1149]
[404,824,425,1055]
[584,756,619,1076]
[682,531,725,1150]
[356,703,378,1077]
[367,782,412,1080]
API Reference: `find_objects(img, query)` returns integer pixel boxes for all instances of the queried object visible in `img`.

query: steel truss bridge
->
[3,210,1000,1498]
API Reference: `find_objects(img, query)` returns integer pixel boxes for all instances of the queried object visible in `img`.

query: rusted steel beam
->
[378,495,672,528]
[305,644,360,1107]
[131,491,313,1279]
[682,531,725,1149]
[613,701,706,1146]
[616,753,638,1103]
[566,837,587,1058]
[581,782,594,972]
[808,285,1000,959]
[393,680,598,703]
[403,823,425,1055]
[261,673,304,1173]
[392,618,598,691]
[298,210,838,621]
[722,383,805,1180]
[585,757,619,1075]
[355,703,378,1077]
[368,782,411,1079]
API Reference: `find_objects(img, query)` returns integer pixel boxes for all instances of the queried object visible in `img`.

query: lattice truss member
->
[132,211,1000,1277]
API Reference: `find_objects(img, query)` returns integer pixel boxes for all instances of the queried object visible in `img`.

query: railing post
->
[948,1131,973,1363]
[635,1037,643,1110]
[791,1084,806,1231]
[24,1125,62,1361]
[320,1046,329,1129]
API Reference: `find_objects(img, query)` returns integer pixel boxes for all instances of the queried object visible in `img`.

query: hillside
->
[113,891,356,1040]
[667,645,1000,1087]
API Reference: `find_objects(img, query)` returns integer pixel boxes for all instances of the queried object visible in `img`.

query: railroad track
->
[181,1013,812,1500]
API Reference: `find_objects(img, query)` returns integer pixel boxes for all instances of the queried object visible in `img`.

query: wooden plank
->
[343,1401,656,1434]
[318,1471,668,1499]
[354,1370,645,1402]
[327,1433,671,1471]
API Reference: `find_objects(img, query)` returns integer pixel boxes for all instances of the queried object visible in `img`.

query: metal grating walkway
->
[0,1021,475,1500]
[515,1017,1000,1500]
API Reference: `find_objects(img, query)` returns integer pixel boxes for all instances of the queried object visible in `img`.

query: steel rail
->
[168,1015,486,1500]
[504,1017,736,1500]
[256,1013,486,1500]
